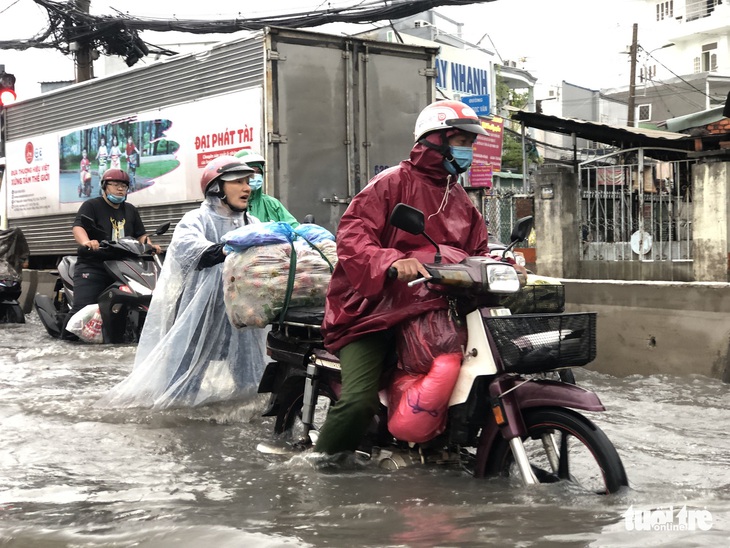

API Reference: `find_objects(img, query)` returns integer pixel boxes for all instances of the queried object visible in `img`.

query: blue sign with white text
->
[435,58,490,97]
[462,94,491,116]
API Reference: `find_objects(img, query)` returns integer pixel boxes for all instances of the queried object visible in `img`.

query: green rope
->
[294,233,335,273]
[278,234,335,326]
[278,240,298,328]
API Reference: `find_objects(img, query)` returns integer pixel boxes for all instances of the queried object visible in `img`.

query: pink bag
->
[387,352,462,443]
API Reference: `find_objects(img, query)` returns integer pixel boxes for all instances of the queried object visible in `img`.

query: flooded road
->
[1,315,728,547]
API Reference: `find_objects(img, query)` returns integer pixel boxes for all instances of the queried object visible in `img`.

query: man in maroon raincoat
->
[315,100,494,454]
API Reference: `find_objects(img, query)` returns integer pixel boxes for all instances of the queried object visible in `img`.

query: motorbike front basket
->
[484,312,597,374]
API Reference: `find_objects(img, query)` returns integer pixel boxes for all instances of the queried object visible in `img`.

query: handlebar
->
[387,265,431,287]
[77,239,162,257]
[407,277,429,288]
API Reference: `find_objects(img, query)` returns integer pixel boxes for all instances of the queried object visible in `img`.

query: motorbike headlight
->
[486,264,520,294]
[126,279,153,296]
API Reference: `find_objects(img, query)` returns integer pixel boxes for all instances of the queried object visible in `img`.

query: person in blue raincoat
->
[97,156,268,409]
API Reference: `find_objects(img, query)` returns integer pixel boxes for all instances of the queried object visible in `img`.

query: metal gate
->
[579,148,694,263]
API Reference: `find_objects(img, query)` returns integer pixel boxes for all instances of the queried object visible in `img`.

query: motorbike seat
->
[59,256,78,282]
[279,306,324,327]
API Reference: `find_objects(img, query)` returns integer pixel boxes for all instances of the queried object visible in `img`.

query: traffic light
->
[0,71,17,107]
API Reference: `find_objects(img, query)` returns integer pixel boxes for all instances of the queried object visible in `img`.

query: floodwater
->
[1,314,728,547]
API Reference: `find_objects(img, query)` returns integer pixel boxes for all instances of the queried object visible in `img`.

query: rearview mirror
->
[389,203,425,235]
[510,216,533,244]
[389,203,442,263]
[155,222,171,236]
[80,214,108,242]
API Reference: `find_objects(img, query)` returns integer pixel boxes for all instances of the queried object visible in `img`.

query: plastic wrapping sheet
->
[97,197,268,410]
[223,239,337,328]
[222,221,294,252]
[0,227,29,282]
[293,224,335,245]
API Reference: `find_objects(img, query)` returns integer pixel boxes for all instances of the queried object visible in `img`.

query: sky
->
[0,0,645,100]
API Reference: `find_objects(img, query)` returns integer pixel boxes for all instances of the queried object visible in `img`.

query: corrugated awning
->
[660,106,725,133]
[511,110,696,153]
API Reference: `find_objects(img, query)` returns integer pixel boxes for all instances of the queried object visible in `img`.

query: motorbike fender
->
[510,379,605,412]
[258,361,284,394]
[33,294,64,338]
[258,364,307,417]
[98,284,152,343]
[473,380,605,478]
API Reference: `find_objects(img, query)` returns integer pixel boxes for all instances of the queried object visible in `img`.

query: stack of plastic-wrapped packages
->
[222,222,337,328]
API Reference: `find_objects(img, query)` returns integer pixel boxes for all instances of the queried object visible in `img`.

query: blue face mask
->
[249,173,264,191]
[443,146,474,175]
[106,193,126,204]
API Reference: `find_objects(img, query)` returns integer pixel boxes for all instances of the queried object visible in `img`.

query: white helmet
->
[235,149,266,168]
[413,100,488,142]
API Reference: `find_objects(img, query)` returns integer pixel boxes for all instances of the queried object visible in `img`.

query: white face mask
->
[249,173,264,191]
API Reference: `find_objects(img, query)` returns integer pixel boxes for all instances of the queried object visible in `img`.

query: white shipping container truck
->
[1,26,437,267]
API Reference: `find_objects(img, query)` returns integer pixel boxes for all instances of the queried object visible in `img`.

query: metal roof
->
[661,105,725,133]
[512,111,696,152]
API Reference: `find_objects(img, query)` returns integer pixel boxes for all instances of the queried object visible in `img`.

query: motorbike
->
[78,171,93,197]
[255,204,628,494]
[34,216,169,343]
[0,227,30,324]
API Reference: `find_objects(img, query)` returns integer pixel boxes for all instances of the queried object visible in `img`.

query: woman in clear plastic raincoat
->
[97,156,268,409]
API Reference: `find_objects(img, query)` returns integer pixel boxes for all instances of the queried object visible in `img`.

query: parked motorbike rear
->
[256,204,628,494]
[0,227,30,324]
[34,217,169,343]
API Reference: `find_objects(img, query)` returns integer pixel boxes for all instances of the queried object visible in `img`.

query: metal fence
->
[579,148,694,263]
[483,190,534,246]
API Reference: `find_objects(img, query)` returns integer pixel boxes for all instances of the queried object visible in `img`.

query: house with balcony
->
[600,0,730,126]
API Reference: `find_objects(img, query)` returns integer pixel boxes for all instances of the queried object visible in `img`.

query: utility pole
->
[627,23,638,127]
[74,0,94,82]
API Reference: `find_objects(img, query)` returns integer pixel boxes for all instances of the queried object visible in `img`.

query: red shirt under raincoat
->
[322,135,491,353]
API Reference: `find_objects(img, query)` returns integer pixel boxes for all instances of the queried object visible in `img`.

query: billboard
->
[5,88,262,219]
[468,116,504,188]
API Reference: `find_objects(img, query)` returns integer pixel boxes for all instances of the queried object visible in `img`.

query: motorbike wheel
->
[483,407,628,494]
[276,380,338,445]
[0,303,25,323]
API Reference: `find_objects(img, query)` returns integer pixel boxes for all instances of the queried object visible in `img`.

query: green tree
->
[495,68,536,172]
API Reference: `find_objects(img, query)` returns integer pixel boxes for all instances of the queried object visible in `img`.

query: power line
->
[0,0,497,66]
[641,44,713,100]
[0,0,22,16]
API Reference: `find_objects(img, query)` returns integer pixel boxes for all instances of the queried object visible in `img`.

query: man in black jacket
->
[66,168,160,328]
